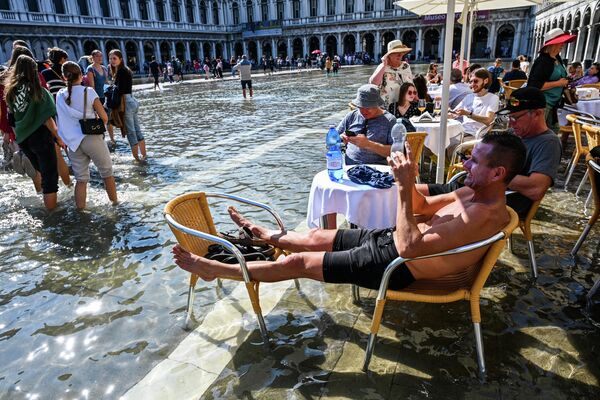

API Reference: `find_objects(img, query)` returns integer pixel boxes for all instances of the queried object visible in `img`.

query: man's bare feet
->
[172,245,217,281]
[227,206,270,241]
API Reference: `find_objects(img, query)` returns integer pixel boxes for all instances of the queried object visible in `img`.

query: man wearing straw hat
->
[369,40,413,110]
[527,28,576,133]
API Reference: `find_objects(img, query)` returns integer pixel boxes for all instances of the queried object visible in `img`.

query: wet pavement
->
[1,66,599,399]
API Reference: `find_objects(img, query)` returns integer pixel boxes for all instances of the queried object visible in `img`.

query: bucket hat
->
[542,28,576,48]
[384,40,412,57]
[350,84,384,108]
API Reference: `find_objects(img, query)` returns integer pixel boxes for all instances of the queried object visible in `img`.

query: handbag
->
[104,84,121,109]
[562,87,579,105]
[79,87,106,135]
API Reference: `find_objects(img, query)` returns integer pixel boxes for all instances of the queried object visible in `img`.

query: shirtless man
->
[173,133,526,290]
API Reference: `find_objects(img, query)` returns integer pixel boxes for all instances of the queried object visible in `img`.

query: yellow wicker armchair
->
[164,192,286,341]
[362,207,519,376]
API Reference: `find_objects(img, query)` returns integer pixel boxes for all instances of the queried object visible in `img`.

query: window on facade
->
[156,0,165,20]
[26,0,39,12]
[293,0,300,18]
[384,0,393,10]
[77,0,89,15]
[212,1,219,24]
[0,0,10,10]
[120,0,130,18]
[99,0,110,17]
[246,0,253,23]
[327,0,335,16]
[139,0,149,20]
[200,1,207,23]
[261,0,268,21]
[52,0,65,14]
[171,0,180,22]
[232,2,239,24]
[277,0,284,20]
[345,0,353,13]
[364,0,373,12]
[186,0,194,22]
[310,0,317,17]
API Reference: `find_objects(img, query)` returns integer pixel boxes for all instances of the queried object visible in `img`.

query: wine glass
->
[418,99,426,114]
[434,97,442,118]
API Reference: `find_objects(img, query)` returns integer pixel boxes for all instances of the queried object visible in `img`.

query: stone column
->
[100,40,107,58]
[130,0,140,19]
[319,34,324,51]
[438,26,445,60]
[513,21,523,59]
[76,38,84,58]
[573,21,585,61]
[416,27,423,60]
[243,40,248,56]
[287,37,292,58]
[148,0,157,20]
[164,0,173,21]
[185,41,191,61]
[212,41,217,58]
[375,31,381,60]
[337,32,342,56]
[154,40,161,61]
[487,22,497,58]
[138,39,146,68]
[171,40,177,58]
[119,39,128,66]
[583,25,595,60]
[595,36,600,62]
[303,36,308,57]
[356,32,362,52]
[193,0,201,23]
[272,38,277,57]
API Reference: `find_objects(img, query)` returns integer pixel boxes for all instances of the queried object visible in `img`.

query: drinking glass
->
[418,99,426,114]
[434,97,442,118]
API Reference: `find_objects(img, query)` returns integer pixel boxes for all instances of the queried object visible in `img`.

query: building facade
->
[1,0,533,72]
[532,0,600,64]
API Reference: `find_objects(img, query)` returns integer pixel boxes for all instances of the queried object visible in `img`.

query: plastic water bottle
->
[326,125,343,182]
[390,120,406,156]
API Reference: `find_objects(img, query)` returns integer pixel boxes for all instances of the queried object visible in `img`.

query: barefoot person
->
[173,133,526,289]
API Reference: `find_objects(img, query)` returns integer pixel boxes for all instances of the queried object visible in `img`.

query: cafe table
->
[410,116,465,152]
[307,165,397,229]
[558,99,600,125]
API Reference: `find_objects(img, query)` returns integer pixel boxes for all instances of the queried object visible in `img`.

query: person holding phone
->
[336,84,396,165]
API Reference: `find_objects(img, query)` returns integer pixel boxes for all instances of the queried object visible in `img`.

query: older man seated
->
[337,84,396,165]
[419,87,561,218]
[448,68,473,110]
[450,68,499,138]
[173,134,526,290]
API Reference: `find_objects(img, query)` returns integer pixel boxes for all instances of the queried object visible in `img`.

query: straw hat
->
[542,28,576,48]
[384,40,412,57]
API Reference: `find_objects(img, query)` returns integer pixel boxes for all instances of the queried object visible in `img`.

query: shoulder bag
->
[104,72,121,109]
[79,87,106,135]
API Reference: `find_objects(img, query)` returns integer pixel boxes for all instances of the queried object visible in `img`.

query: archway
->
[325,35,337,57]
[190,42,198,61]
[309,36,319,53]
[495,25,514,58]
[277,40,287,58]
[292,38,303,58]
[31,39,51,61]
[262,41,272,58]
[143,41,154,62]
[381,31,395,58]
[160,41,170,61]
[203,42,212,60]
[453,27,462,56]
[471,26,488,58]
[83,40,98,56]
[106,40,119,58]
[215,42,223,58]
[175,42,185,60]
[579,7,592,61]
[343,34,355,55]
[59,39,78,60]
[559,16,565,30]
[401,30,416,60]
[247,41,257,62]
[125,41,138,70]
[423,29,439,60]
[234,41,243,57]
[362,33,375,58]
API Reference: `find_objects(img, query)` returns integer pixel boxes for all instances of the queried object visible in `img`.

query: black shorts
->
[323,228,415,290]
[18,124,58,194]
[427,181,462,196]
[241,80,252,89]
[152,73,159,84]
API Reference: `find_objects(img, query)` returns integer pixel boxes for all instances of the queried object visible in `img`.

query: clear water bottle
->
[390,120,406,156]
[326,125,343,182]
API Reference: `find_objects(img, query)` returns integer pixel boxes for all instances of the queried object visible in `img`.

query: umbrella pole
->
[458,2,469,71]
[466,7,475,65]
[436,0,456,184]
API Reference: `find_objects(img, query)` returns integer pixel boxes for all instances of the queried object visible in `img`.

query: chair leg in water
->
[184,275,199,330]
[473,322,486,376]
[245,282,269,343]
[576,170,589,197]
[352,285,361,303]
[527,240,538,279]
[508,234,514,253]
[362,298,386,371]
[571,224,593,256]
[587,279,600,301]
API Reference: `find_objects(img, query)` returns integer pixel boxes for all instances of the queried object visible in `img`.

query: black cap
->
[497,87,546,115]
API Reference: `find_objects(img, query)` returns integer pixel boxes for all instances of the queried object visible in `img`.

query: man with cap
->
[418,87,562,218]
[527,28,577,132]
[232,55,253,98]
[336,84,396,166]
[369,40,413,110]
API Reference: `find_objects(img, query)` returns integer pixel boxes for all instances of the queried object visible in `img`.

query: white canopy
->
[393,0,545,16]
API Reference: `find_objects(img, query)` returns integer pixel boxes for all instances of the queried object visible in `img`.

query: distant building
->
[532,0,600,63]
[1,0,533,72]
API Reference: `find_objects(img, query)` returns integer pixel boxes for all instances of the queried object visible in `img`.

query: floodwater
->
[1,66,599,399]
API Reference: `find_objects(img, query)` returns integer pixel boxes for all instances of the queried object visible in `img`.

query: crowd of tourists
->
[1,40,148,211]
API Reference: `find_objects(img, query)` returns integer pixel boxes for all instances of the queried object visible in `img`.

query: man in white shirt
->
[448,68,472,109]
[450,68,499,137]
[369,40,413,110]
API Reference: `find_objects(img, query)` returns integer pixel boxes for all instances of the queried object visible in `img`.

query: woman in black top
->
[389,82,422,119]
[109,49,147,162]
[41,47,68,99]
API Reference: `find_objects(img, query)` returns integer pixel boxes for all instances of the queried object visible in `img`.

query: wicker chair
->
[164,192,287,341]
[405,132,428,182]
[362,207,519,376]
[564,114,589,190]
[509,197,543,279]
[571,154,600,259]
[499,78,526,98]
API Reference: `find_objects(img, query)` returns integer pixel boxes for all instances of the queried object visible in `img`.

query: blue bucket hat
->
[351,84,384,108]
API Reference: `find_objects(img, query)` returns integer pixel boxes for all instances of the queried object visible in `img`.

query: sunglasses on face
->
[407,90,417,95]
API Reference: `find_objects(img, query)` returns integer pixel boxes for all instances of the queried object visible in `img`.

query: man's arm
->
[508,173,551,201]
[346,134,391,157]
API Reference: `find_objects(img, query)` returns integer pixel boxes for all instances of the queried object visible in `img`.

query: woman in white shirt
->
[56,61,117,209]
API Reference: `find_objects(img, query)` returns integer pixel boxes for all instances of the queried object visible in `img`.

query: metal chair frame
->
[362,208,519,376]
[571,157,600,258]
[164,192,286,341]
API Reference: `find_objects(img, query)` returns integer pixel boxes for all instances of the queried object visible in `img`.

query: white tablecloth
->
[307,165,397,229]
[411,118,465,152]
[559,100,600,125]
[428,85,443,99]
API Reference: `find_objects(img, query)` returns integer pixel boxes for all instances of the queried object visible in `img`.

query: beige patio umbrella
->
[394,0,550,183]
